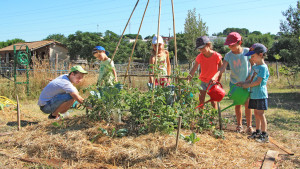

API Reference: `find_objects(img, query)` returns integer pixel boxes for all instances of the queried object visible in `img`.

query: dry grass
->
[0,114,274,168]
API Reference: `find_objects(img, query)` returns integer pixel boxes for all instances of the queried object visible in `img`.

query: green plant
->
[183,132,200,144]
[51,113,65,128]
[212,129,225,139]
[91,127,128,143]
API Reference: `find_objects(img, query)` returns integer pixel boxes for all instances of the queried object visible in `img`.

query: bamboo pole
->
[217,102,222,130]
[16,95,21,131]
[110,0,140,63]
[123,0,150,84]
[175,116,182,152]
[171,0,178,67]
[153,0,162,89]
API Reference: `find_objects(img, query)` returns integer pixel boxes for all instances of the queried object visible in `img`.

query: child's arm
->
[112,68,118,82]
[211,60,228,81]
[216,59,223,82]
[149,55,155,83]
[241,77,262,88]
[188,61,200,81]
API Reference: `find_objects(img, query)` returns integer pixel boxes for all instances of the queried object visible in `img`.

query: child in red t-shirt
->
[188,36,223,109]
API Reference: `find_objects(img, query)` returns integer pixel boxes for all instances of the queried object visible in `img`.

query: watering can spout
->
[220,103,235,112]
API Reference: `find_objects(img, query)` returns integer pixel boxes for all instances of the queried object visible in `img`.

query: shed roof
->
[0,40,65,52]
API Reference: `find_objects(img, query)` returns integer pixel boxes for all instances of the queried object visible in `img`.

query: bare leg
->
[256,110,267,132]
[254,109,261,131]
[52,99,75,117]
[235,105,242,126]
[198,90,207,109]
[245,99,252,127]
[211,101,217,110]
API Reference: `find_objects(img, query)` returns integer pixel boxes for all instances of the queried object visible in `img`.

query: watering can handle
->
[207,81,223,91]
[228,84,237,96]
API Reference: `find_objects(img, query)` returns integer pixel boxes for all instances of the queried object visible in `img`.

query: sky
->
[0,0,297,42]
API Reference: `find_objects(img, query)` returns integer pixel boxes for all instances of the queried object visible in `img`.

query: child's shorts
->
[155,78,169,87]
[40,93,73,114]
[200,81,210,91]
[248,98,268,110]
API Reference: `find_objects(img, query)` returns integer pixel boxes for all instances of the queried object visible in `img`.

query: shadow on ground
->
[7,120,39,127]
[268,92,300,112]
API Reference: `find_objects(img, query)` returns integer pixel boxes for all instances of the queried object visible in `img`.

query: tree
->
[66,31,103,60]
[44,34,68,45]
[250,31,262,36]
[124,34,143,40]
[0,39,25,49]
[276,1,300,66]
[222,28,249,37]
[212,38,230,56]
[271,1,300,87]
[169,33,190,63]
[184,8,208,64]
[280,1,300,37]
[244,34,274,51]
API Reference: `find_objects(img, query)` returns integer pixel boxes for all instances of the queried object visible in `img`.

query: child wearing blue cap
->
[92,46,118,86]
[236,43,270,143]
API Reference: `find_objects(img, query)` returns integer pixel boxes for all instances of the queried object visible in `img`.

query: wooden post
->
[217,102,222,130]
[261,150,279,169]
[16,95,21,131]
[276,61,279,79]
[55,53,58,76]
[175,116,182,152]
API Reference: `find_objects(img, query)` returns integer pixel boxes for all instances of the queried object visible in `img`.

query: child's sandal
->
[236,125,243,133]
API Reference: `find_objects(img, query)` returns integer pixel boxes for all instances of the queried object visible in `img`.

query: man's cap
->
[70,65,88,74]
[245,43,267,56]
[195,36,210,49]
[224,32,242,45]
[152,35,164,44]
[92,46,109,56]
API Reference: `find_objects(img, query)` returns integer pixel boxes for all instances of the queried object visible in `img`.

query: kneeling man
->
[38,65,87,119]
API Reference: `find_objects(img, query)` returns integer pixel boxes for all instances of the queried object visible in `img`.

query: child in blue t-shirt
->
[236,43,270,143]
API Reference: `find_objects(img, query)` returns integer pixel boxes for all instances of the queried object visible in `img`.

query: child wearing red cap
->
[212,32,253,134]
[188,36,223,109]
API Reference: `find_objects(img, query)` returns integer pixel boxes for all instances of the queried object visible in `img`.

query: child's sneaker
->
[48,113,60,120]
[236,125,243,133]
[247,131,261,139]
[245,126,254,135]
[256,134,269,143]
[61,111,70,118]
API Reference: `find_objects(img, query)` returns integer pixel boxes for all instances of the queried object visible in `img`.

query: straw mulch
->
[0,115,272,168]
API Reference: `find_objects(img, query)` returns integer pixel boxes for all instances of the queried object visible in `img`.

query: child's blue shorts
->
[40,93,73,114]
[248,98,268,110]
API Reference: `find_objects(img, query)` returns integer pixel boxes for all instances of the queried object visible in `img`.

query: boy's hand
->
[235,81,244,87]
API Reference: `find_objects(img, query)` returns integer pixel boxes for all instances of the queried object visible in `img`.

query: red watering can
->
[196,81,226,109]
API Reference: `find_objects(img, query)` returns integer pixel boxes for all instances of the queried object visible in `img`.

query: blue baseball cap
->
[245,43,267,56]
[195,36,210,49]
[93,46,109,56]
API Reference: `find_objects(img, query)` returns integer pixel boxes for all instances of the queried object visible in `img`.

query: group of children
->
[38,32,270,143]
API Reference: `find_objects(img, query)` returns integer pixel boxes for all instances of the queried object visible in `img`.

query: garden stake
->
[175,116,182,152]
[16,95,20,131]
[217,102,222,130]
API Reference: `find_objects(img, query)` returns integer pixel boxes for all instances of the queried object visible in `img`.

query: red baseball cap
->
[224,32,242,45]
